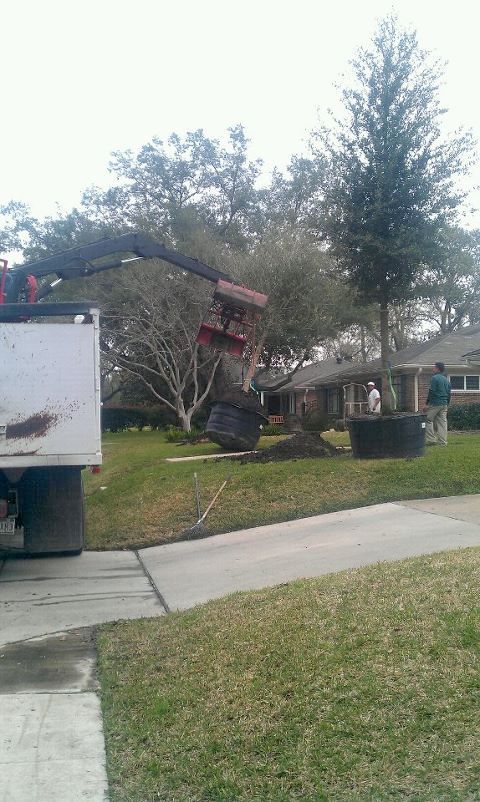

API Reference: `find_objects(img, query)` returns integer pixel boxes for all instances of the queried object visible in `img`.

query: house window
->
[327,388,340,414]
[449,375,480,391]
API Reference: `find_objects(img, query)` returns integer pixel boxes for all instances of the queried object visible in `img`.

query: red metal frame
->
[0,260,37,306]
[197,323,246,356]
[195,280,265,358]
[25,275,38,303]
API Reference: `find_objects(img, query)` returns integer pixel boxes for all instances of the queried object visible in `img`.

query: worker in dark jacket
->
[423,362,451,446]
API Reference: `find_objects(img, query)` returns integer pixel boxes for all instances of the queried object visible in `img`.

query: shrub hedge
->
[261,423,284,436]
[302,408,330,432]
[101,406,176,433]
[165,425,203,443]
[447,402,480,430]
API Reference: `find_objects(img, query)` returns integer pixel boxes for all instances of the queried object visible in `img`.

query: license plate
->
[0,518,15,535]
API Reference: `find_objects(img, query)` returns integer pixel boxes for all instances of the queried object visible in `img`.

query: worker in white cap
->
[367,381,381,414]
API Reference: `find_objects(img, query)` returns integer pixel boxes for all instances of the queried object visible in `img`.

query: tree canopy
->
[316,15,474,409]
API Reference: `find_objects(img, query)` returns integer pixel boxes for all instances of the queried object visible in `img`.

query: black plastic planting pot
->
[347,412,427,459]
[206,402,268,452]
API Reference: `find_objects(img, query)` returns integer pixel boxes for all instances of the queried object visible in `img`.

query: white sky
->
[1,0,479,221]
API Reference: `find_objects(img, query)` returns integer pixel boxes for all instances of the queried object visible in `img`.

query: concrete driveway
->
[0,549,166,646]
[1,495,480,802]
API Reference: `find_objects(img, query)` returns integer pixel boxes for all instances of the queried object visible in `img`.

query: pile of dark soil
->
[214,388,266,416]
[238,432,337,463]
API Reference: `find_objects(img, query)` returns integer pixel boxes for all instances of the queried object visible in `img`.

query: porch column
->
[414,370,420,412]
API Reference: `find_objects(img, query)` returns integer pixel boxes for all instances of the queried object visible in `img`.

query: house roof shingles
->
[257,358,355,392]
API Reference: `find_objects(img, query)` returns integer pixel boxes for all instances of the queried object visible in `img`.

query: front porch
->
[315,373,411,418]
[261,391,295,425]
[261,388,318,425]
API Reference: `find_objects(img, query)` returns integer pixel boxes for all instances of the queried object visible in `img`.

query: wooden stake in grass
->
[193,472,201,519]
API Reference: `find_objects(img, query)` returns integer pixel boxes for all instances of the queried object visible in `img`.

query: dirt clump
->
[237,432,337,463]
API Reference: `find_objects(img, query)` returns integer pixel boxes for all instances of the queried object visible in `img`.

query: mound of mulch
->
[237,432,337,463]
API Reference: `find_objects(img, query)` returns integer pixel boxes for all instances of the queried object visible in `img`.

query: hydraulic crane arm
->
[3,232,231,303]
[1,232,268,361]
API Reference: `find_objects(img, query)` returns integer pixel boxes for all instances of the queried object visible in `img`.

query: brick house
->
[308,325,480,420]
[255,357,357,422]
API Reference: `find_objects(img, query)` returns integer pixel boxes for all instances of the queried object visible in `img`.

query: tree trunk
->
[360,325,367,363]
[177,396,193,432]
[380,303,394,414]
[242,333,267,393]
[177,410,192,432]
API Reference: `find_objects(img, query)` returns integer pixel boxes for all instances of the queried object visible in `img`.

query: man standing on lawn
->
[423,362,451,446]
[367,381,381,414]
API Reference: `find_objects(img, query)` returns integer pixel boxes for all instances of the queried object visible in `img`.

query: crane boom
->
[1,231,267,358]
[3,232,231,303]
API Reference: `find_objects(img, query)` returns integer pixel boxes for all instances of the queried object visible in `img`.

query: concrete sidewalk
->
[0,551,165,802]
[139,496,480,610]
[2,496,480,646]
[1,494,480,802]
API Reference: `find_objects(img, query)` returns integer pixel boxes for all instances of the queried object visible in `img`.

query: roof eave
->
[307,362,480,386]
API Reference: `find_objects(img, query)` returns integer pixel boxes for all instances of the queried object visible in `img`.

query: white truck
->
[0,234,266,555]
[0,303,101,553]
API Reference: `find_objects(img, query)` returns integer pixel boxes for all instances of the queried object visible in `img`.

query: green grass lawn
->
[98,547,480,802]
[84,430,480,550]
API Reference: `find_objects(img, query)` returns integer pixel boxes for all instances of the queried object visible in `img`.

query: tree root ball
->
[215,388,266,415]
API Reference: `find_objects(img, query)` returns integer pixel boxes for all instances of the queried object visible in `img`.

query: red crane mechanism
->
[0,233,268,360]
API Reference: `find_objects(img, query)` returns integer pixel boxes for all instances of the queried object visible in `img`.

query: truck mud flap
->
[19,467,85,555]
